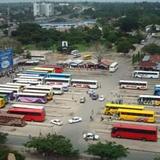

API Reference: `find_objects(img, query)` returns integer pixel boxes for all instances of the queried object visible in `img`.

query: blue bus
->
[46,73,71,79]
[154,85,160,96]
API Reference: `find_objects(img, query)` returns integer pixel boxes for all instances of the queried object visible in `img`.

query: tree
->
[86,141,128,160]
[0,133,7,144]
[25,134,79,158]
[142,43,160,55]
[117,39,135,53]
[154,155,160,160]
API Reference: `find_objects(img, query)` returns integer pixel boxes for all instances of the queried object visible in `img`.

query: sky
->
[0,0,159,2]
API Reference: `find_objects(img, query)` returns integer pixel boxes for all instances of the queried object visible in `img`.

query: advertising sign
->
[0,49,13,71]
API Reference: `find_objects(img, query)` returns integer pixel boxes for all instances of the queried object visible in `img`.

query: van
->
[109,62,118,72]
[83,54,92,60]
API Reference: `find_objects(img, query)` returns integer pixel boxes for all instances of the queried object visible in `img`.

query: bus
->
[7,107,45,122]
[104,103,144,115]
[23,70,48,77]
[16,93,47,104]
[16,73,41,77]
[138,95,160,106]
[23,89,53,100]
[111,123,157,142]
[0,90,14,100]
[119,80,148,90]
[132,70,160,79]
[71,79,98,89]
[32,67,54,73]
[15,80,42,85]
[11,104,44,110]
[46,73,71,79]
[109,62,118,72]
[6,83,29,88]
[117,109,155,123]
[0,87,19,94]
[83,54,92,60]
[0,84,21,90]
[48,85,64,95]
[0,94,8,104]
[44,77,71,86]
[31,55,46,61]
[40,65,64,73]
[154,85,160,96]
[18,76,44,81]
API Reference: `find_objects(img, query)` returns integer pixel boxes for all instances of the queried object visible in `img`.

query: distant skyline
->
[0,0,159,3]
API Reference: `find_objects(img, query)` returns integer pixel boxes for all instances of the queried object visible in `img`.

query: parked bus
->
[23,70,48,77]
[18,76,44,81]
[119,80,148,90]
[71,79,98,89]
[6,83,29,88]
[0,84,21,90]
[48,85,64,95]
[31,55,46,61]
[7,107,45,122]
[83,54,92,60]
[109,62,118,72]
[111,123,157,142]
[40,65,64,73]
[117,109,155,123]
[32,67,54,73]
[15,80,42,85]
[16,93,47,104]
[17,73,41,77]
[104,103,144,115]
[132,70,160,79]
[0,90,14,100]
[0,87,19,94]
[46,73,71,79]
[154,85,160,96]
[138,95,160,106]
[44,77,71,86]
[11,104,44,110]
[23,89,53,100]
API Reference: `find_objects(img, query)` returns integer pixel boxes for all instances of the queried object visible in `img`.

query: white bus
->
[18,76,44,81]
[109,62,118,72]
[44,77,71,86]
[11,104,44,110]
[16,73,41,77]
[138,95,160,106]
[71,79,98,89]
[13,78,42,83]
[6,83,29,88]
[132,70,159,79]
[47,85,64,95]
[0,84,21,90]
[31,55,46,61]
[119,80,148,90]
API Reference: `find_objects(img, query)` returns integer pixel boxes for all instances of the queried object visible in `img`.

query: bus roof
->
[119,80,147,84]
[23,89,50,94]
[37,84,63,88]
[25,70,48,73]
[17,74,41,77]
[11,104,44,110]
[14,78,39,82]
[6,83,29,86]
[139,95,160,98]
[32,67,54,71]
[16,93,47,96]
[106,103,144,109]
[113,123,157,131]
[0,87,18,91]
[0,90,13,93]
[47,73,71,76]
[110,62,118,67]
[19,76,44,79]
[8,107,43,113]
[133,70,159,73]
[25,85,53,89]
[71,79,97,82]
[0,84,20,88]
[118,109,155,114]
[45,77,70,80]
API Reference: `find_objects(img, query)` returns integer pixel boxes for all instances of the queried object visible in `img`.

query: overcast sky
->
[0,0,159,3]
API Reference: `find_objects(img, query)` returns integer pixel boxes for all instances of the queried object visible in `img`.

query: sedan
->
[83,133,99,141]
[50,119,63,126]
[99,95,105,101]
[68,117,82,124]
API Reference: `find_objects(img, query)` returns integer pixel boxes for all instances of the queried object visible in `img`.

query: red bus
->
[40,65,64,73]
[7,107,45,122]
[111,123,157,142]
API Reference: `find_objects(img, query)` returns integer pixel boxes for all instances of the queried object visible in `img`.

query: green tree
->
[117,39,135,53]
[87,141,128,160]
[154,155,160,160]
[142,43,160,55]
[0,133,7,144]
[25,134,79,158]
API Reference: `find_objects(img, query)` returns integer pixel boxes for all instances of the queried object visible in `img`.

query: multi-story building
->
[33,1,54,17]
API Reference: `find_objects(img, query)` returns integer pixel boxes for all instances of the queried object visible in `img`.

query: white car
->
[68,117,82,124]
[83,133,99,140]
[99,95,105,101]
[50,119,63,126]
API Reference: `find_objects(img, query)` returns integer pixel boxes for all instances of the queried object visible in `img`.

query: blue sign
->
[0,49,13,71]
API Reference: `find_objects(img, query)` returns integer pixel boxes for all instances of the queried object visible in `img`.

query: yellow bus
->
[103,102,144,115]
[117,109,155,123]
[83,54,92,60]
[0,98,5,108]
[32,67,54,73]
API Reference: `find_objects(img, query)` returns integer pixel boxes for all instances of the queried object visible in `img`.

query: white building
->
[33,1,54,17]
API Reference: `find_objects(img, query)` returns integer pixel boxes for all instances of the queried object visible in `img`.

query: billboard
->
[0,49,13,71]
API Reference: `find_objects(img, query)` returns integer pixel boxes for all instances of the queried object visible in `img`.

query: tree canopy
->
[86,141,128,160]
[25,134,79,157]
[142,43,160,54]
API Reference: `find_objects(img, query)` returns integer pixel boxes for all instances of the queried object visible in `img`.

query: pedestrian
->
[90,115,93,121]
[100,116,104,121]
[91,109,94,115]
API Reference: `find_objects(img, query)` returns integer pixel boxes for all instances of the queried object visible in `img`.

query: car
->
[99,95,105,101]
[87,89,96,97]
[83,133,99,141]
[91,93,99,100]
[50,119,63,126]
[68,117,82,124]
[80,97,86,103]
[73,53,81,58]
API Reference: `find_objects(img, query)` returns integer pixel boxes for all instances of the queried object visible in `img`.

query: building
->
[33,1,54,17]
